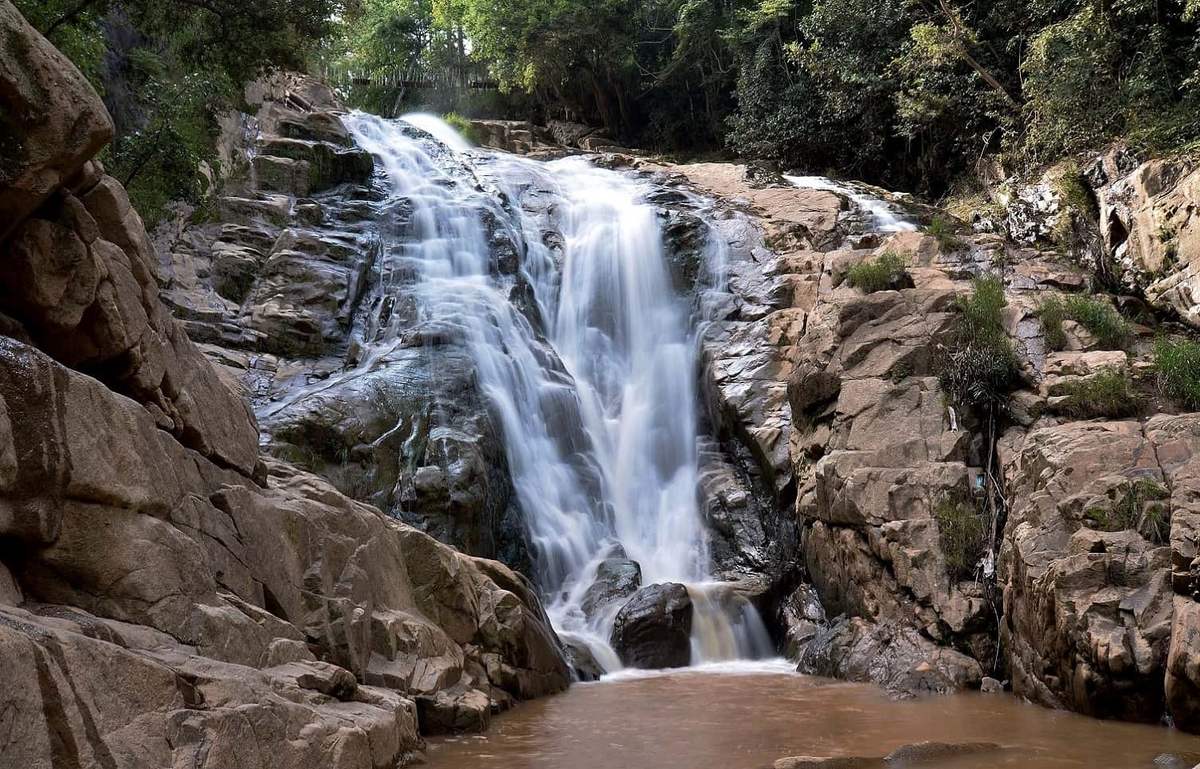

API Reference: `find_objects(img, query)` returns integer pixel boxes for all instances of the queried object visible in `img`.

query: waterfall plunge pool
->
[422,667,1200,769]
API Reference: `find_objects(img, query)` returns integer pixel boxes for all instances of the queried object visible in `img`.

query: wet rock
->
[980,676,1004,694]
[779,584,827,660]
[884,741,1001,764]
[774,742,1003,769]
[581,557,642,619]
[1154,752,1200,769]
[561,635,605,682]
[775,758,883,769]
[798,617,983,696]
[610,583,694,669]
[699,437,794,584]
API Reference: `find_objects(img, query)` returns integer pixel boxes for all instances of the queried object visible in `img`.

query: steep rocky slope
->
[637,157,1200,724]
[0,6,567,767]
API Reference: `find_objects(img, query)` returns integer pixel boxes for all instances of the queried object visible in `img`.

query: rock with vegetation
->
[999,417,1195,723]
[1095,158,1200,326]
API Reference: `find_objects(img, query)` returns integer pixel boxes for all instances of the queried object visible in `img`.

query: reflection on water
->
[423,668,1197,769]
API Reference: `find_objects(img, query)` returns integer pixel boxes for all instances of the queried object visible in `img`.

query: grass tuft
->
[1154,338,1200,411]
[846,250,910,293]
[928,215,964,251]
[1039,294,1132,351]
[1083,479,1170,544]
[1057,367,1142,419]
[934,494,989,580]
[938,276,1020,410]
[443,112,482,144]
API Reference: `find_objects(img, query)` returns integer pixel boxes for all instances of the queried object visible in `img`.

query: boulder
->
[580,556,642,619]
[561,635,605,681]
[798,617,983,696]
[0,0,113,241]
[610,583,694,669]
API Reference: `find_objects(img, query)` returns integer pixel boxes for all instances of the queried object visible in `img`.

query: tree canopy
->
[23,0,1200,203]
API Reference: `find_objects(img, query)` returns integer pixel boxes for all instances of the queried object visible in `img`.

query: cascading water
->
[344,112,770,672]
[784,174,917,232]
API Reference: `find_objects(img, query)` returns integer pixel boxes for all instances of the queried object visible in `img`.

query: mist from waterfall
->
[345,112,770,672]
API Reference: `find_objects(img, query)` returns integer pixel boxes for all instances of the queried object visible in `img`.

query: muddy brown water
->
[423,663,1200,769]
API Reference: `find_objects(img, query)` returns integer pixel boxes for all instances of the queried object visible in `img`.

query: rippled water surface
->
[423,666,1200,769]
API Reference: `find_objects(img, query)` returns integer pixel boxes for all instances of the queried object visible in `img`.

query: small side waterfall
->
[688,584,774,663]
[345,112,770,671]
[784,174,917,232]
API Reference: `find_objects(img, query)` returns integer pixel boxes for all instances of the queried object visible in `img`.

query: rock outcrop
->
[647,157,1200,725]
[0,6,568,767]
[1094,155,1200,325]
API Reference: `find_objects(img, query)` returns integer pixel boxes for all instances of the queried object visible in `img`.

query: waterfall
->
[784,174,917,232]
[344,112,769,671]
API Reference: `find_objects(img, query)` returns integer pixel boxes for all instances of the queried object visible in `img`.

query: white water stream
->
[784,174,917,232]
[344,113,770,672]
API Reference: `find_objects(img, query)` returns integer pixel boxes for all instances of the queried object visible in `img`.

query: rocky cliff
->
[0,6,567,768]
[633,156,1200,725]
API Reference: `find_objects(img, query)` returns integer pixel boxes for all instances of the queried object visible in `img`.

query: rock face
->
[610,583,694,669]
[0,1,114,241]
[0,7,568,767]
[1094,156,1200,326]
[999,417,1193,722]
[657,156,1200,725]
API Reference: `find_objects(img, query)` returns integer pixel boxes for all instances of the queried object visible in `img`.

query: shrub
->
[1039,295,1068,351]
[846,251,910,293]
[1039,294,1132,351]
[1084,479,1170,544]
[443,112,482,144]
[927,215,964,251]
[938,276,1020,410]
[1154,338,1200,410]
[1057,367,1142,419]
[935,495,988,580]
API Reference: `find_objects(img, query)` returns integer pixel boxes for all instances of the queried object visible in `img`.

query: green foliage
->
[1038,295,1068,351]
[16,0,337,225]
[1084,479,1170,544]
[442,112,481,144]
[938,276,1019,410]
[1154,338,1200,410]
[846,251,909,293]
[1057,367,1142,419]
[1038,294,1132,351]
[934,494,988,580]
[927,215,964,251]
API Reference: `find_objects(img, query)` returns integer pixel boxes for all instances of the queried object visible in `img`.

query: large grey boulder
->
[610,582,694,669]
